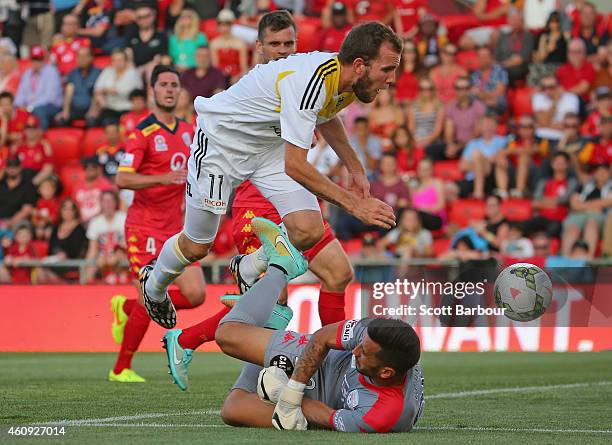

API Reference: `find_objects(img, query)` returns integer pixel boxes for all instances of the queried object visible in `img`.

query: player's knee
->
[178,233,210,262]
[330,262,354,290]
[181,285,205,307]
[287,223,324,251]
[214,323,237,354]
[220,391,243,426]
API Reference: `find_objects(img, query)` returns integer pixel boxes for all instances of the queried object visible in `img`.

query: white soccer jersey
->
[193,51,356,153]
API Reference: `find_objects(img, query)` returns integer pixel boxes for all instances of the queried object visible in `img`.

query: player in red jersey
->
[108,65,206,383]
[161,13,353,392]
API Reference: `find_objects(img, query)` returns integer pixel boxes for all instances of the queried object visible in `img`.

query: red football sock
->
[113,303,150,374]
[123,298,136,315]
[169,289,195,310]
[318,290,346,326]
[178,307,231,350]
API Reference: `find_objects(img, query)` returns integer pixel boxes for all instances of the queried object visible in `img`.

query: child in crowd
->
[3,223,38,283]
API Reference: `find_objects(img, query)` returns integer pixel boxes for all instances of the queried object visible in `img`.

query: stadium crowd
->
[0,0,610,284]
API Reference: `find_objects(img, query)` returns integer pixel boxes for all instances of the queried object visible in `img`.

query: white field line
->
[427,380,612,399]
[415,426,612,434]
[35,381,612,427]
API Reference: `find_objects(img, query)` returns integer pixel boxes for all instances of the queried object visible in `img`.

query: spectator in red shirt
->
[319,2,351,53]
[393,0,426,39]
[324,0,395,26]
[394,39,423,104]
[524,151,578,237]
[391,125,423,178]
[571,2,609,58]
[0,92,30,149]
[460,0,511,50]
[582,86,612,137]
[3,222,38,284]
[119,89,148,138]
[556,38,596,102]
[33,177,59,239]
[14,115,54,186]
[51,13,92,76]
[587,115,612,166]
[73,156,114,223]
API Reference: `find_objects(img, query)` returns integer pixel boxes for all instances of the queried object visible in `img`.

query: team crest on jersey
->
[346,389,359,409]
[181,132,191,146]
[154,135,168,151]
[170,153,187,171]
[119,153,134,167]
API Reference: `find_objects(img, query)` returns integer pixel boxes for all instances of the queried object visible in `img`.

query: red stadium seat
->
[549,238,560,255]
[93,56,112,69]
[201,19,220,41]
[46,128,84,168]
[433,160,463,181]
[58,163,85,198]
[501,199,532,221]
[340,238,363,256]
[449,199,486,227]
[456,50,478,72]
[295,17,321,53]
[510,87,534,118]
[82,127,108,156]
[433,238,451,257]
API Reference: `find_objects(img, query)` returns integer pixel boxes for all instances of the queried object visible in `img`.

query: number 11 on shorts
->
[209,174,224,200]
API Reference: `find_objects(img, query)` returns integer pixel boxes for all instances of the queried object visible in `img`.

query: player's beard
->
[352,70,378,103]
[155,98,177,114]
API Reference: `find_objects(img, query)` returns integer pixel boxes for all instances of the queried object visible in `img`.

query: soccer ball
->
[494,263,553,322]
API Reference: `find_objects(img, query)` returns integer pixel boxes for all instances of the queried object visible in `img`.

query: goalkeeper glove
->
[257,366,288,404]
[272,379,308,431]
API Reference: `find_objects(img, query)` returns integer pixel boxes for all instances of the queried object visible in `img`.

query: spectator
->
[501,222,534,258]
[0,37,17,58]
[0,51,21,96]
[440,234,487,261]
[14,46,63,131]
[14,115,54,186]
[391,125,422,177]
[52,0,80,33]
[555,112,594,177]
[438,76,486,161]
[273,0,305,16]
[84,190,127,283]
[36,198,87,283]
[524,151,578,237]
[497,114,550,198]
[319,2,351,53]
[96,123,125,179]
[430,43,467,105]
[369,89,405,140]
[414,14,446,68]
[32,177,59,237]
[181,46,227,100]
[77,0,114,54]
[348,116,382,178]
[119,89,148,137]
[394,39,423,104]
[325,0,394,26]
[56,46,101,126]
[92,48,143,125]
[562,163,611,258]
[126,5,168,70]
[460,0,511,49]
[523,0,557,32]
[161,0,187,32]
[306,136,341,177]
[0,92,31,149]
[532,232,553,261]
[0,227,13,283]
[377,207,433,259]
[411,157,446,231]
[22,0,54,50]
[169,8,208,71]
[51,13,91,76]
[583,115,612,166]
[175,88,196,125]
[370,154,411,212]
[594,41,612,90]
[556,38,596,103]
[471,194,510,251]
[532,74,579,140]
[458,113,507,199]
[572,2,609,58]
[471,45,508,114]
[531,11,567,86]
[210,9,248,83]
[0,157,38,228]
[72,156,114,223]
[406,78,445,150]
[581,86,612,137]
[495,7,534,86]
[393,0,426,39]
[3,222,38,283]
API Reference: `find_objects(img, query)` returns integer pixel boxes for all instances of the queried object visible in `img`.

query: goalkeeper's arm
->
[291,321,343,385]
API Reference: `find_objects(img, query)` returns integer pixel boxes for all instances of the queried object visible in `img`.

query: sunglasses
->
[445,51,457,56]
[564,124,578,128]
[136,14,152,19]
[454,85,469,90]
[420,85,434,91]
[542,84,557,90]
[534,244,549,250]
[518,124,534,129]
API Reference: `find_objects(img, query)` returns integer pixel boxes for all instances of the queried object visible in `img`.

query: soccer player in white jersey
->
[139,22,403,328]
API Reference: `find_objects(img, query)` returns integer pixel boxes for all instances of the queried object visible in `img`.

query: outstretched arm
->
[291,322,342,384]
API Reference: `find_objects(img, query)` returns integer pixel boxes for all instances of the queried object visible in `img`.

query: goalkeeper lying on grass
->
[168,217,425,432]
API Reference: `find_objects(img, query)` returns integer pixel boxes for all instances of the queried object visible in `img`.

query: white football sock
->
[239,247,269,285]
[145,233,192,302]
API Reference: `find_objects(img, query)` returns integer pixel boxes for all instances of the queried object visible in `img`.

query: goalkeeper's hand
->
[257,366,288,404]
[272,380,308,431]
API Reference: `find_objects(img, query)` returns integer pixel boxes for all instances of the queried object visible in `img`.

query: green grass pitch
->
[1,352,611,444]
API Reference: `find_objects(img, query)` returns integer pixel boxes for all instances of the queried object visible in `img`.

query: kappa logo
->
[154,135,168,151]
[341,319,359,343]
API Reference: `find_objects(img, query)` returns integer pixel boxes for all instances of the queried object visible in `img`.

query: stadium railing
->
[2,257,611,284]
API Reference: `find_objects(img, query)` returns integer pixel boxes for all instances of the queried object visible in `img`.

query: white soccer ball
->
[494,263,553,322]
